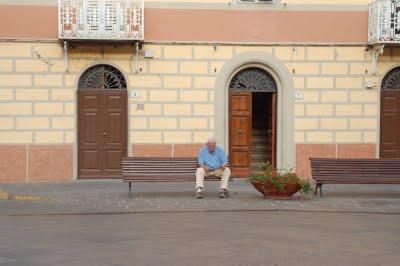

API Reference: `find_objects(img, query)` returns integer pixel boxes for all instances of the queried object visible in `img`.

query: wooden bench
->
[122,157,232,197]
[310,158,400,197]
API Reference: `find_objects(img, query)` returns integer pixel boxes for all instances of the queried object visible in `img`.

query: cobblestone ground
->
[1,180,400,215]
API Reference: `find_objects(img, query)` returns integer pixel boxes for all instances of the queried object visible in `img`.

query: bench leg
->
[315,183,323,197]
[128,182,133,198]
[319,184,323,198]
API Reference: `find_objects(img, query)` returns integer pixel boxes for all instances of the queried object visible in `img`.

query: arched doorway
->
[77,65,128,179]
[380,67,400,158]
[229,67,277,177]
[215,52,295,172]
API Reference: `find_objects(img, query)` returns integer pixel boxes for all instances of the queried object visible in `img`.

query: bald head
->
[206,137,216,152]
[206,137,216,144]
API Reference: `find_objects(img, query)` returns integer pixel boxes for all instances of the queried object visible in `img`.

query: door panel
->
[380,91,400,158]
[229,91,252,177]
[81,150,101,169]
[106,113,122,143]
[230,152,250,167]
[104,150,124,171]
[78,89,127,179]
[230,117,251,146]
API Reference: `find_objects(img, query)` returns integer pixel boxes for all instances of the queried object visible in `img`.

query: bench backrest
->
[122,157,198,177]
[310,158,400,183]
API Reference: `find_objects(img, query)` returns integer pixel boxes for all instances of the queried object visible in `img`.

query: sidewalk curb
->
[6,208,400,216]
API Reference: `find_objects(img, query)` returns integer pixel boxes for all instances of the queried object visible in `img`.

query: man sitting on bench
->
[195,137,231,199]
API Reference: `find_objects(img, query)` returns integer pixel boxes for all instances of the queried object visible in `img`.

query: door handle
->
[237,129,243,135]
[102,132,106,136]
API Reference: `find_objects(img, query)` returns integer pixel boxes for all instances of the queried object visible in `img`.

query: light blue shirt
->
[198,146,228,170]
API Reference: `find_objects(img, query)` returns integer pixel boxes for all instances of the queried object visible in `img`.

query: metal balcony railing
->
[58,0,144,41]
[368,0,400,44]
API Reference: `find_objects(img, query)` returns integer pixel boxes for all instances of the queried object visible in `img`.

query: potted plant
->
[248,162,313,200]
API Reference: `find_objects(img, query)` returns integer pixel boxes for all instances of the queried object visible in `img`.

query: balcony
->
[58,0,144,41]
[368,0,400,44]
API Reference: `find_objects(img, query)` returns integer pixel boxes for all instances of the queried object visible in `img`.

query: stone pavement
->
[2,212,400,266]
[1,179,400,215]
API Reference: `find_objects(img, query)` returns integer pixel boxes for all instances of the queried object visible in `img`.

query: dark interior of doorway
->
[252,92,273,173]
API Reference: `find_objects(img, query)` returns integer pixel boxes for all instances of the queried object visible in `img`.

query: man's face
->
[207,141,216,152]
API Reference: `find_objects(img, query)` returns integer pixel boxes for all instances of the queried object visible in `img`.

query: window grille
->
[229,68,277,92]
[382,67,400,90]
[59,0,144,41]
[369,0,400,44]
[78,65,127,90]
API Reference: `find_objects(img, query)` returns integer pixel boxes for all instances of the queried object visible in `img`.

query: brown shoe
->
[219,189,227,198]
[196,190,203,199]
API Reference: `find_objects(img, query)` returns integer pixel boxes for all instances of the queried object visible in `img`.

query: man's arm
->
[198,148,209,171]
[218,148,228,170]
[198,148,204,165]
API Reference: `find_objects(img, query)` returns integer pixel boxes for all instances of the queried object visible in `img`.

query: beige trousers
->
[195,167,231,190]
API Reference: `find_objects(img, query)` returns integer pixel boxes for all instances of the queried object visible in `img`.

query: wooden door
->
[229,91,252,177]
[78,90,127,179]
[269,93,277,167]
[380,90,400,158]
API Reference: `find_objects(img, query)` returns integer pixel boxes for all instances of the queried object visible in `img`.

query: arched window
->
[382,67,400,90]
[229,67,277,92]
[78,64,127,90]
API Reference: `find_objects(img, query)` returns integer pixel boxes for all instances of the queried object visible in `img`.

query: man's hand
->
[201,165,209,172]
[220,164,227,171]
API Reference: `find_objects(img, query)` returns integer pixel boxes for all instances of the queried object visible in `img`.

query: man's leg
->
[219,168,231,190]
[195,167,207,191]
[215,168,231,198]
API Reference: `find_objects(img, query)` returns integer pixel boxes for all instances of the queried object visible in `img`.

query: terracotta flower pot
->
[264,182,301,200]
[250,181,266,196]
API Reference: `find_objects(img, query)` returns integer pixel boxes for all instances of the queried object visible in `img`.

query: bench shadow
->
[129,191,200,198]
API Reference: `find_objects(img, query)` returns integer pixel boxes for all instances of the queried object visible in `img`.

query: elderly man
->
[195,137,231,199]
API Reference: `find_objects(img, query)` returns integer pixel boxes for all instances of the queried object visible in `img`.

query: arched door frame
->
[73,61,130,180]
[214,51,295,169]
[378,64,400,158]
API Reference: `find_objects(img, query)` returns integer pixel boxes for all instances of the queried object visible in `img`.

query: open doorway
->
[252,92,275,172]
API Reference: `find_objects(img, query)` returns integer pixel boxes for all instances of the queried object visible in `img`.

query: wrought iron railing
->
[58,0,144,41]
[368,0,400,44]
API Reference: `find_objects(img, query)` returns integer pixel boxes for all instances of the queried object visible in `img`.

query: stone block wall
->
[1,41,399,181]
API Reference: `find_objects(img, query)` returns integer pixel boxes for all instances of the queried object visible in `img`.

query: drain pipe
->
[63,41,69,72]
[134,42,139,73]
